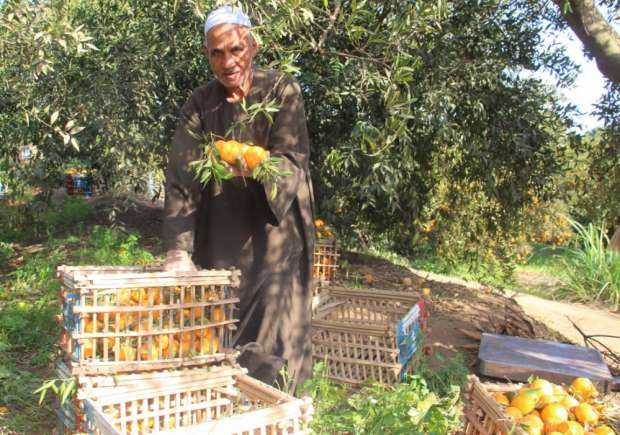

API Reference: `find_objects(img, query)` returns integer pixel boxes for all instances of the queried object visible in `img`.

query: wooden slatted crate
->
[57,265,240,375]
[312,239,340,289]
[462,376,526,435]
[311,286,428,385]
[79,365,313,434]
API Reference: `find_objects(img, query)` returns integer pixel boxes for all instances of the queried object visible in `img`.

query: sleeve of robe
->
[162,91,204,253]
[263,75,311,223]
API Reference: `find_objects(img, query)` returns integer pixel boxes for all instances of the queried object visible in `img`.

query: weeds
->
[556,219,620,310]
[303,355,467,434]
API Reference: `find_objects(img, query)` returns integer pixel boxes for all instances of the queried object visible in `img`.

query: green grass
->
[516,244,571,278]
[0,197,157,434]
[555,220,620,310]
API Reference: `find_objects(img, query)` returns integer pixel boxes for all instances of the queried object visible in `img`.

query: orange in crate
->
[57,265,240,375]
[312,239,340,287]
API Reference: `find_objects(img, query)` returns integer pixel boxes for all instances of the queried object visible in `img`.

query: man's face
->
[204,24,257,90]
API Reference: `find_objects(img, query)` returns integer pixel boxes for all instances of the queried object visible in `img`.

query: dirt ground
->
[336,252,573,371]
[103,194,619,377]
[514,293,620,358]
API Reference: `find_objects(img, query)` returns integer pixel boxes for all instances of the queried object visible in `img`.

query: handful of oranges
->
[189,136,291,200]
[315,218,335,239]
[491,376,616,434]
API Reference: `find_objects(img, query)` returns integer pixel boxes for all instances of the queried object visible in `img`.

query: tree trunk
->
[553,0,620,84]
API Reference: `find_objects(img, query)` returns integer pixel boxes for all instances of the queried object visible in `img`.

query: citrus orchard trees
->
[1,0,612,276]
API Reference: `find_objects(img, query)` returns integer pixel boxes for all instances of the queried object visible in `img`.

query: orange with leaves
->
[243,145,269,171]
[215,140,246,165]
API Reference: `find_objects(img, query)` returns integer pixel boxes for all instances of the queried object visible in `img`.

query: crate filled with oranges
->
[463,375,617,434]
[57,265,240,375]
[313,218,340,288]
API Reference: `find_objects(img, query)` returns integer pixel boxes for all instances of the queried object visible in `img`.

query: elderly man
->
[162,6,315,391]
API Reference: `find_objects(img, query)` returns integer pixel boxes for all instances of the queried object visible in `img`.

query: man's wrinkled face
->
[204,23,257,91]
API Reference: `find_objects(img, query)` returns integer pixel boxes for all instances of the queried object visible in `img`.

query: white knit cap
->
[204,5,252,35]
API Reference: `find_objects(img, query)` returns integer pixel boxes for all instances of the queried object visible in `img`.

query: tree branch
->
[553,0,620,84]
[314,1,341,53]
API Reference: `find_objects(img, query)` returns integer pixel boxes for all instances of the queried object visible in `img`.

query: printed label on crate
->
[396,299,425,377]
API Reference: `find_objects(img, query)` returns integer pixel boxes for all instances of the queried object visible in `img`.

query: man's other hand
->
[164,250,197,272]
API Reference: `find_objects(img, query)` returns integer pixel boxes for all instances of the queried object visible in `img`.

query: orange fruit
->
[519,387,543,401]
[511,392,539,415]
[118,344,136,361]
[169,339,179,357]
[212,307,223,322]
[314,219,325,228]
[592,426,615,435]
[84,318,95,333]
[243,145,269,171]
[553,421,585,435]
[81,339,94,359]
[529,379,554,397]
[560,394,580,410]
[112,313,128,330]
[214,140,227,154]
[540,403,569,427]
[505,406,523,421]
[118,289,132,305]
[492,392,510,406]
[192,306,203,319]
[151,287,162,305]
[571,378,597,400]
[139,319,153,331]
[519,414,543,434]
[552,384,568,397]
[574,403,599,426]
[209,331,219,353]
[215,140,245,165]
[156,335,169,351]
[139,345,158,361]
[538,392,560,408]
[180,332,192,355]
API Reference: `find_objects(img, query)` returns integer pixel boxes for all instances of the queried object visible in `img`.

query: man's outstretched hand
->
[164,249,197,272]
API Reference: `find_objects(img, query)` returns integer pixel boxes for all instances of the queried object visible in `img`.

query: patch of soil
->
[89,194,166,257]
[336,252,572,371]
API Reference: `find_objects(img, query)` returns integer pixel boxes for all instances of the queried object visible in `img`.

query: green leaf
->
[50,111,59,125]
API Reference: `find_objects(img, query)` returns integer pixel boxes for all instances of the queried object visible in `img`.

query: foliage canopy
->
[1,0,616,274]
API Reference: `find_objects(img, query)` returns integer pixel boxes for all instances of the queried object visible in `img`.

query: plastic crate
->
[65,171,95,197]
[57,265,240,375]
[312,238,339,289]
[79,365,313,434]
[311,286,428,385]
